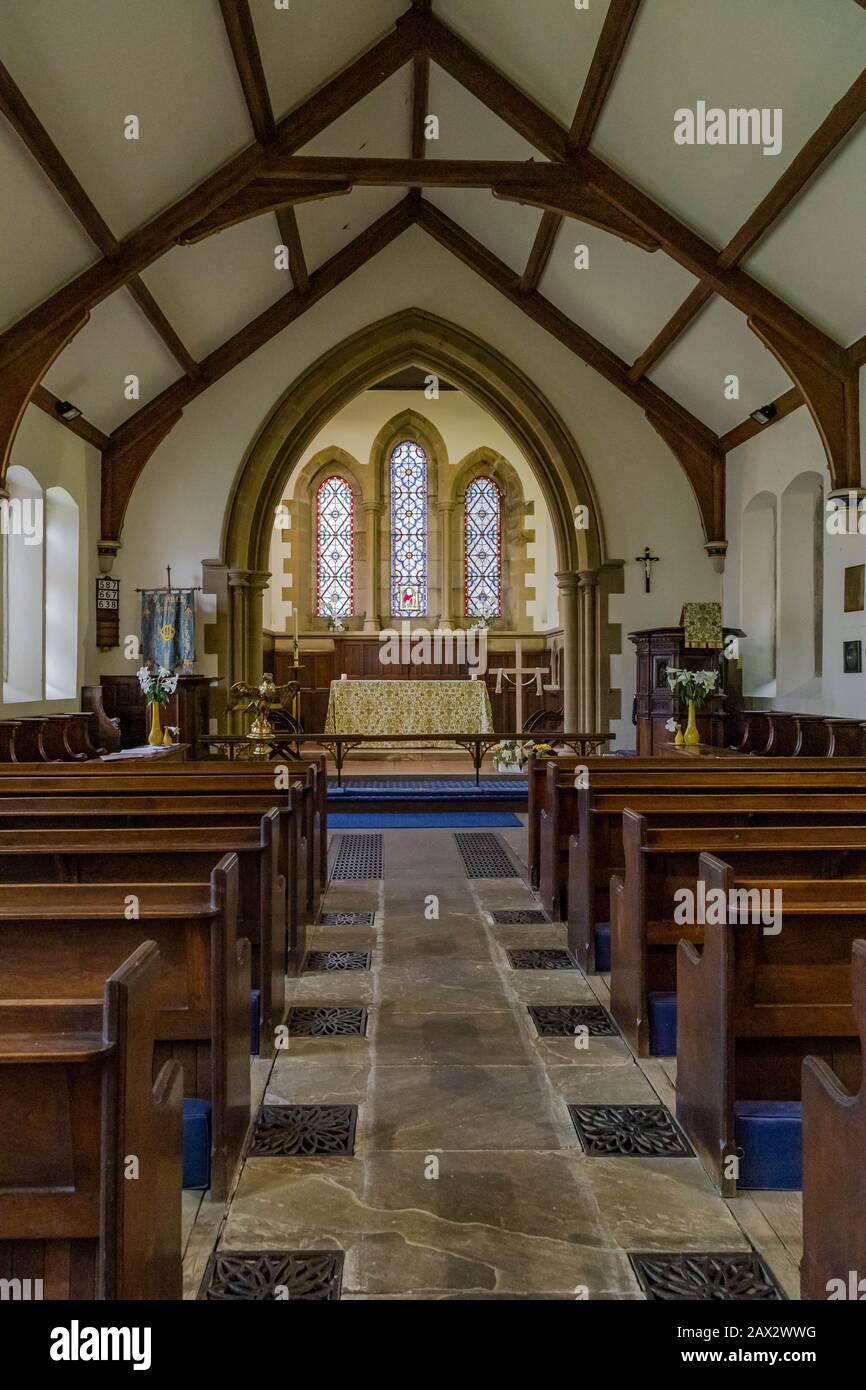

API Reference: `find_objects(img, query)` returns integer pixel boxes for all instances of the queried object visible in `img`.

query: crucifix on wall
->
[636,546,659,593]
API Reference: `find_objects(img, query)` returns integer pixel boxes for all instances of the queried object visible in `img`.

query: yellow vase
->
[674,728,685,746]
[162,727,174,746]
[684,699,700,746]
[148,701,163,746]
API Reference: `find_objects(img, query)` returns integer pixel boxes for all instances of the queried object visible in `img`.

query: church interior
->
[1,0,865,1326]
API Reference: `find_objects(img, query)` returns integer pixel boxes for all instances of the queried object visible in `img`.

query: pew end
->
[801,939,866,1300]
[675,854,737,1197]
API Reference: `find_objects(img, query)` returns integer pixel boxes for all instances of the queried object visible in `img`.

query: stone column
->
[555,571,581,731]
[362,502,382,633]
[578,569,600,732]
[226,568,270,729]
[438,501,455,628]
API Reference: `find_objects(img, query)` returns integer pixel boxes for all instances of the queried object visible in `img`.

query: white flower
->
[665,718,679,732]
[163,673,178,695]
[137,666,152,692]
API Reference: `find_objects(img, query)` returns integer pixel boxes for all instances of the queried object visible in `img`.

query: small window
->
[316,475,354,617]
[464,475,502,617]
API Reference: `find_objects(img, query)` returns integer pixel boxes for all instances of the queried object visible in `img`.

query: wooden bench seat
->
[0,812,285,1056]
[676,854,864,1195]
[0,856,250,1202]
[0,940,182,1299]
[568,780,866,969]
[801,939,866,1299]
[611,813,866,1054]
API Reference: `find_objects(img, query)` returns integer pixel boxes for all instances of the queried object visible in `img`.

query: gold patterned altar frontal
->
[324,679,494,744]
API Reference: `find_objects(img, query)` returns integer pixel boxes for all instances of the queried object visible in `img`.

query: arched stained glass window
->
[464,475,502,617]
[390,440,427,615]
[316,475,354,617]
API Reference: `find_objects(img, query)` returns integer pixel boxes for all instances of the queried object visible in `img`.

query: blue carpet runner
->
[329,811,522,828]
[329,775,528,801]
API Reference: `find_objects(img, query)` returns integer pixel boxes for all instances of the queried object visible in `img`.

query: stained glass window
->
[316,475,354,617]
[390,440,427,615]
[464,475,502,617]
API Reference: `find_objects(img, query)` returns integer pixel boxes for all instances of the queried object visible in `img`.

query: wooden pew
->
[612,812,866,1054]
[0,940,182,1299]
[676,853,864,1195]
[0,780,312,968]
[801,940,866,1300]
[0,757,328,921]
[0,855,250,1203]
[566,770,866,968]
[0,812,285,1057]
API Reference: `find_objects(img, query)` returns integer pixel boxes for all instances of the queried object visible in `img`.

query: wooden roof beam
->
[521,0,644,293]
[719,387,804,454]
[628,68,866,381]
[100,197,415,539]
[0,15,423,371]
[0,56,200,380]
[31,385,109,452]
[419,11,853,382]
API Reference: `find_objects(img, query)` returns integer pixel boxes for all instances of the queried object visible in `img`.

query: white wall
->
[99,230,718,745]
[725,400,866,717]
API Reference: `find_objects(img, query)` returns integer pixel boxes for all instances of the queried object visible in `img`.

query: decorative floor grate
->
[492,909,549,924]
[507,948,577,970]
[568,1104,694,1157]
[306,950,371,972]
[331,833,383,880]
[528,1004,620,1037]
[629,1252,785,1302]
[249,1105,358,1157]
[319,911,376,927]
[286,1006,368,1037]
[454,832,519,878]
[200,1250,344,1301]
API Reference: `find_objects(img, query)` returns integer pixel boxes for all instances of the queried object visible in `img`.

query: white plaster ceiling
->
[648,297,794,435]
[0,0,252,239]
[427,63,547,163]
[250,0,407,121]
[435,0,613,127]
[140,216,291,360]
[43,291,182,432]
[539,218,700,366]
[593,0,866,247]
[295,187,405,274]
[745,125,866,346]
[0,117,96,331]
[296,67,413,160]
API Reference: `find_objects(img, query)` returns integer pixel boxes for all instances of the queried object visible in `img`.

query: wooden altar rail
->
[191,732,614,787]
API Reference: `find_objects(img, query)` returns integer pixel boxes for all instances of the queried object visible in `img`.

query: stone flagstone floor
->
[183,822,803,1300]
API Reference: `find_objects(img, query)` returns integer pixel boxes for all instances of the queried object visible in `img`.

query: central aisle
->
[189,826,801,1300]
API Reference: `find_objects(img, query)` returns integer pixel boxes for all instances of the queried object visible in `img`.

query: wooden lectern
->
[628,626,742,756]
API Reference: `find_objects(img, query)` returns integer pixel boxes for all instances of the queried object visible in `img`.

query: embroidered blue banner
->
[141,589,195,672]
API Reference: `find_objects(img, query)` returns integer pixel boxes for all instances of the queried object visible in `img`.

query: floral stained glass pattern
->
[464,476,502,616]
[390,440,427,615]
[316,476,354,617]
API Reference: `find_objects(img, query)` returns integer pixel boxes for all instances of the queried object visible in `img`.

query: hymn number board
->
[96,576,120,650]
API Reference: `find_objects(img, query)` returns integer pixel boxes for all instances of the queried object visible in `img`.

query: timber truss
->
[0,0,863,550]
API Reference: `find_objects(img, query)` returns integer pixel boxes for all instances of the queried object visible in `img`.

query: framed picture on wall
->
[844,564,865,613]
[843,640,862,674]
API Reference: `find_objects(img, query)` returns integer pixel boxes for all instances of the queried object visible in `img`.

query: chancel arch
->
[220,311,606,728]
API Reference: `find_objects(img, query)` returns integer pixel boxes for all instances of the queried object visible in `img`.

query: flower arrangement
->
[665,668,718,704]
[137,664,179,747]
[137,664,178,705]
[665,667,718,747]
[491,738,523,771]
[528,741,557,759]
[323,599,346,633]
[468,598,497,631]
[665,717,683,746]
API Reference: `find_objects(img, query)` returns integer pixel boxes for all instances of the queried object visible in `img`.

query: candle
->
[293,608,298,645]
[341,673,347,681]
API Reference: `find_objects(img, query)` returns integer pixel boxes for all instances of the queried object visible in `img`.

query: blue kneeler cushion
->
[593,921,611,972]
[734,1101,803,1190]
[328,811,521,828]
[648,991,677,1055]
[182,1098,212,1190]
[250,988,261,1056]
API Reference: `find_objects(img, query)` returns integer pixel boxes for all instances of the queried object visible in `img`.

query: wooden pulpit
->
[628,626,743,756]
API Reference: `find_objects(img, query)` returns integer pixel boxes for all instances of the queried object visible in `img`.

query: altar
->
[324,678,494,744]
